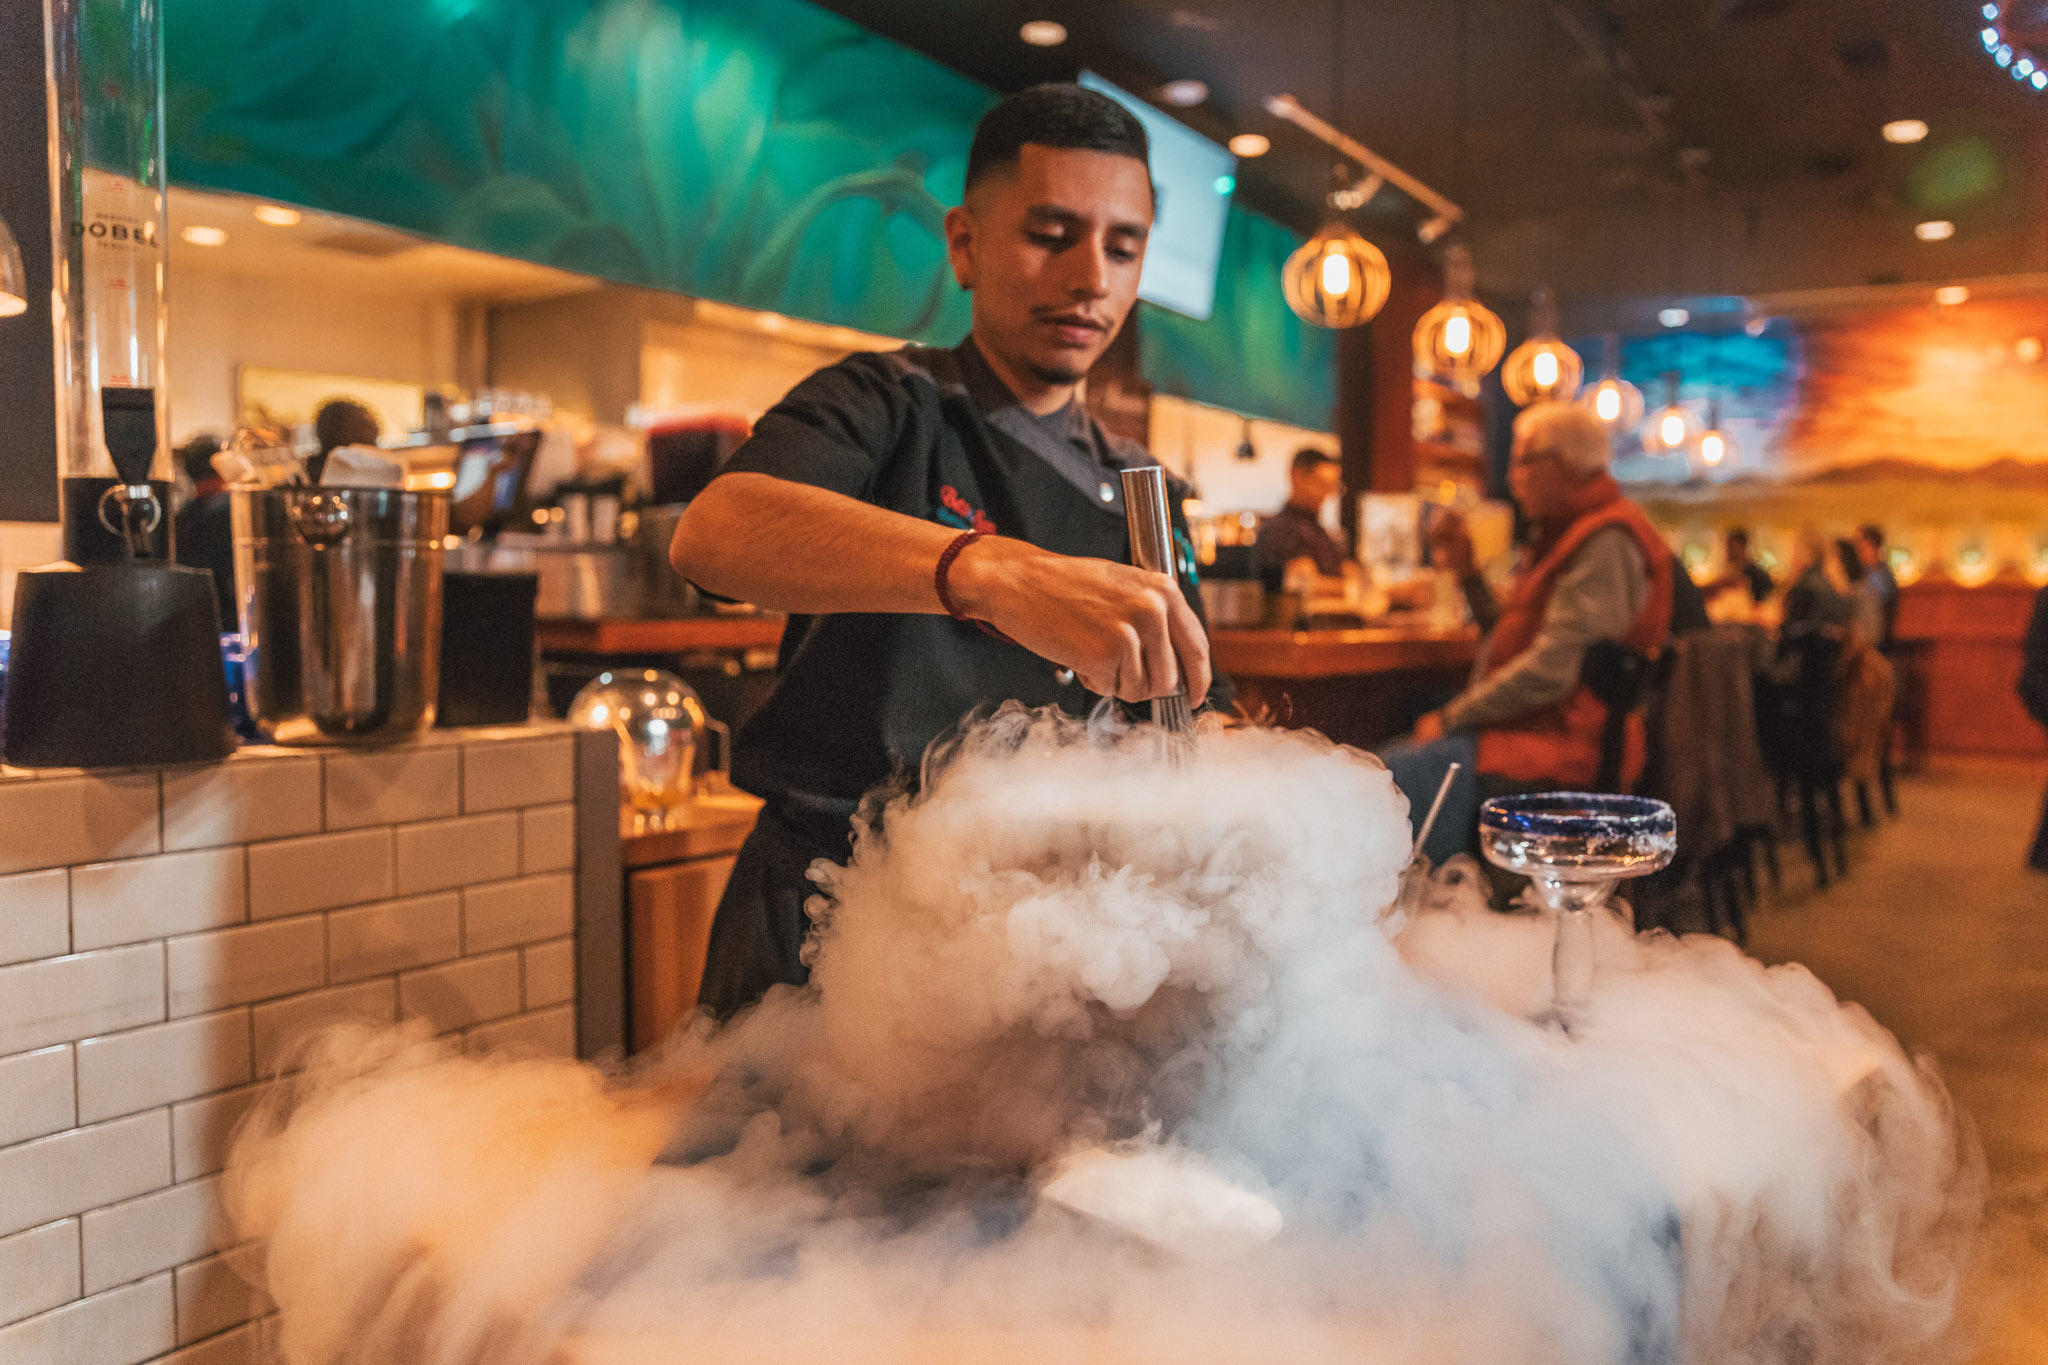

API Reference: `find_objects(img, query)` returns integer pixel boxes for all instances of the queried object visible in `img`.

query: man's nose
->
[1066,238,1111,298]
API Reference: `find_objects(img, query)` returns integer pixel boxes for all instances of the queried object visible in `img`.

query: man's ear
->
[943,204,975,291]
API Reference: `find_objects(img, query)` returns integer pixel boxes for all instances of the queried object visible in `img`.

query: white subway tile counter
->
[0,723,622,1364]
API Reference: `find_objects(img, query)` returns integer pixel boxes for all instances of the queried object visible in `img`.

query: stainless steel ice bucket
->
[231,488,449,745]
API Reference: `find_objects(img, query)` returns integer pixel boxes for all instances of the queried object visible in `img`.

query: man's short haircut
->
[1725,527,1751,544]
[1512,401,1611,476]
[176,433,223,485]
[1858,523,1886,550]
[314,399,380,455]
[1291,446,1339,474]
[964,83,1150,196]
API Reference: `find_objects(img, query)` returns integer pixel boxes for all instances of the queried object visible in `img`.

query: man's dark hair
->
[176,433,223,485]
[1725,527,1750,546]
[1858,523,1886,551]
[964,83,1150,195]
[314,398,380,455]
[1292,447,1339,474]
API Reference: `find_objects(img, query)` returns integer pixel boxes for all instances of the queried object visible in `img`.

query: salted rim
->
[1477,791,1676,837]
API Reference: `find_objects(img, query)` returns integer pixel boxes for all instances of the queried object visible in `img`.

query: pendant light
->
[1500,287,1583,406]
[1640,370,1701,459]
[1696,397,1736,471]
[1409,3,1503,390]
[1578,334,1645,434]
[1412,243,1505,388]
[1280,1,1390,329]
[1283,166,1391,328]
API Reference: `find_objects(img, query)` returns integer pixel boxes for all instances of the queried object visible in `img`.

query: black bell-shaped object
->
[3,562,235,769]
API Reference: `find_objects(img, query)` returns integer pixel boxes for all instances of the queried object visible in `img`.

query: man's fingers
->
[1163,587,1212,706]
[1132,586,1179,700]
[1113,623,1153,702]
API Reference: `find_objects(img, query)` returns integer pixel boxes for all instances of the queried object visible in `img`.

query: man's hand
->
[948,535,1211,705]
[1411,710,1447,743]
[1428,510,1476,578]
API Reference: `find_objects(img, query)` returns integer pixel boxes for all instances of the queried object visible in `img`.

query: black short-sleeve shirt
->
[709,337,1226,820]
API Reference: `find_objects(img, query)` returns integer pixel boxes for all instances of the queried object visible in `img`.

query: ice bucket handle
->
[288,493,353,548]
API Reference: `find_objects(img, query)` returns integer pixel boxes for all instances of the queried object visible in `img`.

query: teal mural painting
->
[163,0,992,343]
[1140,208,1338,431]
[163,0,1335,426]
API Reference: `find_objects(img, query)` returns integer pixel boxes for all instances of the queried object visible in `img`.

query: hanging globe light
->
[1282,166,1391,329]
[1696,400,1737,472]
[1577,333,1645,435]
[1641,372,1702,460]
[1500,287,1584,406]
[1412,244,1506,389]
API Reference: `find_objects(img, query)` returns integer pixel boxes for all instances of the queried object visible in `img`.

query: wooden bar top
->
[621,787,764,868]
[538,615,786,655]
[1210,624,1481,680]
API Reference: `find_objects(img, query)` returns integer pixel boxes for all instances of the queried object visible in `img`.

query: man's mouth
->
[1038,313,1108,347]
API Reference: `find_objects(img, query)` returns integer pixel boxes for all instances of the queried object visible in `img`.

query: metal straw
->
[1410,761,1463,862]
[1119,466,1195,739]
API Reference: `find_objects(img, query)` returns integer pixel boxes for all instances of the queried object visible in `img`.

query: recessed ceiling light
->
[1019,19,1067,47]
[1881,119,1928,144]
[1934,284,1970,306]
[252,204,301,227]
[1160,79,1208,107]
[1227,133,1269,158]
[1658,307,1691,328]
[180,225,227,247]
[1915,219,1955,241]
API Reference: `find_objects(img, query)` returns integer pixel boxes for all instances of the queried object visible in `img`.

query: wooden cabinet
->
[621,791,759,1052]
[1894,580,2047,758]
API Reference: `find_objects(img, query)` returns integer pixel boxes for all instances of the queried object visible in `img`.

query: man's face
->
[1293,461,1343,509]
[1727,534,1750,563]
[1508,430,1580,523]
[944,144,1153,387]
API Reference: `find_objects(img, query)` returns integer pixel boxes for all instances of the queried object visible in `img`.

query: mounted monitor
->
[1079,71,1234,321]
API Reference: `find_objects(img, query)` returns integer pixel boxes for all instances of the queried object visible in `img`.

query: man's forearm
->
[670,473,957,616]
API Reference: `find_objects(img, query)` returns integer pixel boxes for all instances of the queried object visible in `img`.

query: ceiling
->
[814,0,2048,319]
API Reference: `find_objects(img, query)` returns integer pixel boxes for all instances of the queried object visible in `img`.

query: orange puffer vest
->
[1475,477,1674,788]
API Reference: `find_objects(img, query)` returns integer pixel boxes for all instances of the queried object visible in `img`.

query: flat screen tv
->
[1078,71,1235,321]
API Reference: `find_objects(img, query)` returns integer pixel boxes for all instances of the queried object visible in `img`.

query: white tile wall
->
[0,1046,76,1147]
[520,803,577,874]
[250,979,397,1075]
[0,1111,172,1238]
[0,774,160,876]
[245,828,393,920]
[76,1013,254,1125]
[80,1178,230,1296]
[0,1272,176,1365]
[0,727,591,1363]
[323,747,460,830]
[326,893,462,983]
[522,937,576,1009]
[463,874,575,953]
[463,735,574,812]
[161,757,321,852]
[0,870,70,966]
[166,918,324,1018]
[73,848,248,950]
[0,945,165,1057]
[0,1220,81,1328]
[393,813,519,895]
[398,951,522,1033]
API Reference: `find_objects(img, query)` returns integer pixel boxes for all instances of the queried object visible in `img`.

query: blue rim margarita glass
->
[1478,792,1677,1022]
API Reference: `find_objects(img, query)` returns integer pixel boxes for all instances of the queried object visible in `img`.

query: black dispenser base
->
[2,563,235,769]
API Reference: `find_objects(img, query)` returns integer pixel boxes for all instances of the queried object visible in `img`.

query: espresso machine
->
[0,0,231,768]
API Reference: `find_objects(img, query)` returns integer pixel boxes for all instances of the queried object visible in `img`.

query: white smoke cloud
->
[227,708,1980,1365]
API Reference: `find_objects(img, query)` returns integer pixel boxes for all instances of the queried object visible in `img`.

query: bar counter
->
[1212,623,1480,748]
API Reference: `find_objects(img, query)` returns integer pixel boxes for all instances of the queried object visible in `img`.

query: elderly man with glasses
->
[1382,401,1675,865]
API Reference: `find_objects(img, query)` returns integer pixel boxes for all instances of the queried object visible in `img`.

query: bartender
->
[1255,447,1348,591]
[670,83,1227,1015]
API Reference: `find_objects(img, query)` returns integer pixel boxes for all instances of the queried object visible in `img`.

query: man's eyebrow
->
[1021,204,1151,239]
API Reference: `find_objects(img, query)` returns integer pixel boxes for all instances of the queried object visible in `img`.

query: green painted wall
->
[162,0,1333,428]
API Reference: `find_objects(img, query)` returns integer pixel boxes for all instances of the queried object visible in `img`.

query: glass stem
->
[1553,906,1596,1012]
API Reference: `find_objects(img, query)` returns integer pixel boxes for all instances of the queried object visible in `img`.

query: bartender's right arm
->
[669,361,1210,707]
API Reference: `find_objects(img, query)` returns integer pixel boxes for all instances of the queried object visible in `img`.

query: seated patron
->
[1254,447,1348,591]
[1381,402,1674,864]
[1711,527,1774,604]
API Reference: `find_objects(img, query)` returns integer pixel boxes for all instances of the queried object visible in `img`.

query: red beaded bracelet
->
[935,529,1016,645]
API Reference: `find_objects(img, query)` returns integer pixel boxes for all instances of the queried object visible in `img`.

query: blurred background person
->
[310,398,381,484]
[1255,447,1348,593]
[1709,527,1774,604]
[172,432,234,628]
[1780,528,1857,631]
